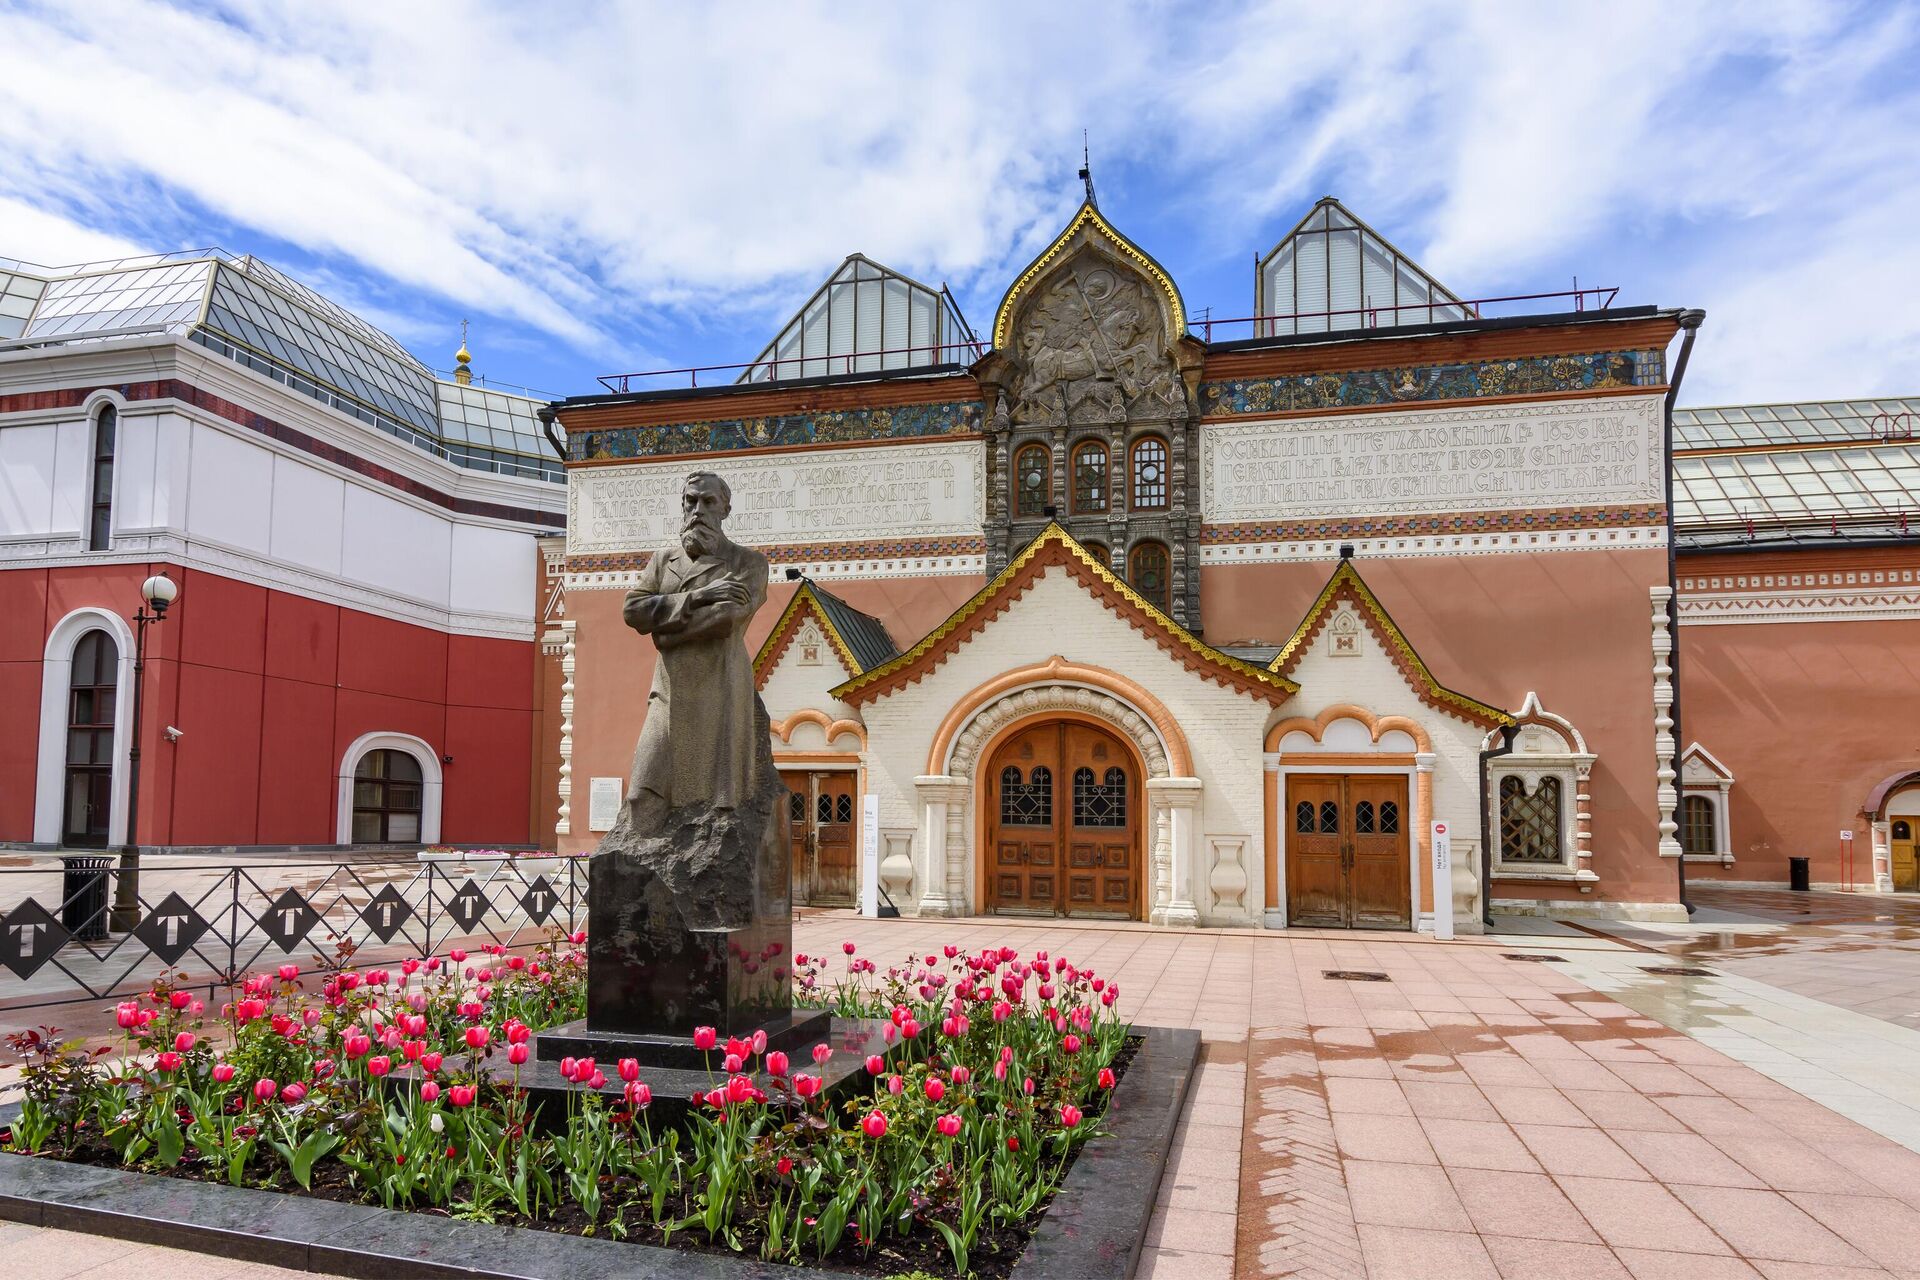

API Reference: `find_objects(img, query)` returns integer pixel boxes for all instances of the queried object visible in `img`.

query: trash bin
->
[60,855,113,941]
[1788,856,1811,892]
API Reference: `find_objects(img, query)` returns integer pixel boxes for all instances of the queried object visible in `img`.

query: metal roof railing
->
[597,338,988,394]
[1193,287,1620,344]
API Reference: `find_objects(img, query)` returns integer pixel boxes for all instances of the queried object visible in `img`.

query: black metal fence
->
[0,856,588,1014]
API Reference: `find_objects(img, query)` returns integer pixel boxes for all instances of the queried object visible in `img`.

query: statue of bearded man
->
[618,471,769,831]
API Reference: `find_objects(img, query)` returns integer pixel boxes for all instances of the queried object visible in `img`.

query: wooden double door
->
[784,771,857,907]
[986,721,1140,919]
[1285,774,1412,929]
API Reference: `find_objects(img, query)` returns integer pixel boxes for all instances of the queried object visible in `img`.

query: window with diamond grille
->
[835,794,853,823]
[1680,795,1715,856]
[1000,766,1052,826]
[1129,540,1170,613]
[1294,800,1314,833]
[1499,776,1561,862]
[1379,800,1399,834]
[1319,801,1339,833]
[1072,441,1108,513]
[1131,435,1168,509]
[789,791,805,822]
[1355,800,1375,833]
[1073,766,1127,827]
[1015,444,1050,517]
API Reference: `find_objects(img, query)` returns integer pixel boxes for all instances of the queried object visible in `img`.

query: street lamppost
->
[108,572,179,933]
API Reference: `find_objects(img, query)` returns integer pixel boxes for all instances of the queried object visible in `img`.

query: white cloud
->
[0,195,151,270]
[0,0,1914,399]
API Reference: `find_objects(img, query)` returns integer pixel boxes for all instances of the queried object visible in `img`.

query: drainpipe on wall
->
[1480,724,1519,929]
[1663,309,1707,915]
[537,406,568,462]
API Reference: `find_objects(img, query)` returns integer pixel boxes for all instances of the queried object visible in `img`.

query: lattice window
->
[1131,435,1168,510]
[1355,800,1375,833]
[1015,443,1050,517]
[1294,800,1313,833]
[1072,441,1108,513]
[1073,766,1127,828]
[1499,776,1562,863]
[1000,765,1052,826]
[1380,800,1399,834]
[1680,795,1715,856]
[816,794,833,823]
[835,794,854,824]
[1129,540,1170,613]
[1319,801,1339,834]
[789,791,805,822]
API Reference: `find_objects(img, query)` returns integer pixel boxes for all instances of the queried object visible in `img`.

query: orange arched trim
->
[772,709,867,748]
[927,656,1193,776]
[1263,703,1433,754]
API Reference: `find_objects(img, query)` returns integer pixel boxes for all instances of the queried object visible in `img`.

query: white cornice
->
[1199,525,1666,563]
[565,551,988,591]
[1677,589,1920,625]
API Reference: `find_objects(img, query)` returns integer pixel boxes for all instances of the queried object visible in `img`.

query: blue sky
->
[2,1,1917,406]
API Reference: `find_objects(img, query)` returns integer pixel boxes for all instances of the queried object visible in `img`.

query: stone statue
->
[618,472,769,832]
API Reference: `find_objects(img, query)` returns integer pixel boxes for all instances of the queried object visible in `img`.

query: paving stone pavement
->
[8,895,1920,1278]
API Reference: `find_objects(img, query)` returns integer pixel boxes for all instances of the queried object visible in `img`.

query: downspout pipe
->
[1480,724,1519,928]
[1663,310,1706,915]
[537,405,568,463]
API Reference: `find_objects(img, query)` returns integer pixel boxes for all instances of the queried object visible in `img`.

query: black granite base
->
[536,1007,834,1072]
[0,1025,1202,1280]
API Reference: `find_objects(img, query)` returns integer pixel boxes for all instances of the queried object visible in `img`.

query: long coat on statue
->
[620,535,769,829]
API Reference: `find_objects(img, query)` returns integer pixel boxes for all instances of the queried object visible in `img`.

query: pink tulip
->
[812,1043,832,1064]
[1024,1076,1035,1096]
[692,1026,717,1051]
[865,1054,885,1075]
[154,1051,182,1072]
[750,1029,768,1055]
[618,1058,639,1083]
[861,1111,888,1138]
[994,1061,1007,1082]
[507,1043,529,1066]
[253,1077,277,1102]
[420,1081,441,1102]
[842,941,857,956]
[951,1065,971,1085]
[924,1077,945,1102]
[344,1033,371,1059]
[887,1074,904,1095]
[723,1053,743,1073]
[506,1021,531,1045]
[280,1082,307,1104]
[1060,1103,1083,1128]
[1063,1034,1081,1055]
[169,990,192,1010]
[900,1019,920,1040]
[766,1051,789,1077]
[421,1052,443,1073]
[1098,1066,1117,1089]
[626,1081,652,1109]
[367,1056,392,1077]
[173,1031,196,1053]
[448,948,467,963]
[936,1113,962,1137]
[795,1074,822,1099]
[587,1070,606,1089]
[465,1026,490,1050]
[449,1085,476,1108]
[115,1001,141,1029]
[212,1063,236,1084]
[560,1056,577,1079]
[277,963,299,981]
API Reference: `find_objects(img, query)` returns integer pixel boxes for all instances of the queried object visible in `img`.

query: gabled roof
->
[991,201,1187,349]
[755,579,899,686]
[831,523,1297,706]
[1256,196,1470,334]
[1681,742,1735,782]
[740,253,975,384]
[1269,560,1513,730]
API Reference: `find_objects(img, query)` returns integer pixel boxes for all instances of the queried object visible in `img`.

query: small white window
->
[1487,693,1595,883]
[1679,743,1735,864]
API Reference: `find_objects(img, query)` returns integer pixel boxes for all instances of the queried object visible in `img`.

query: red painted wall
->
[0,562,537,848]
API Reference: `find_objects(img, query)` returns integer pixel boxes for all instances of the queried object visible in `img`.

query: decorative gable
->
[755,580,898,688]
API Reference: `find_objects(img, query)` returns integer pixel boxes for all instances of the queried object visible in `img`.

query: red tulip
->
[1060,1104,1083,1128]
[618,1058,640,1083]
[1063,1034,1082,1055]
[1098,1067,1116,1089]
[277,963,299,981]
[173,1031,196,1053]
[367,1056,392,1077]
[693,1026,717,1051]
[420,1081,441,1102]
[842,941,856,955]
[560,1056,577,1079]
[936,1113,962,1137]
[253,1078,277,1102]
[344,1033,372,1059]
[280,1082,307,1104]
[626,1082,652,1109]
[212,1063,236,1084]
[861,1111,888,1138]
[726,1036,748,1060]
[422,1052,443,1073]
[506,1020,531,1045]
[507,1044,529,1066]
[572,1057,596,1083]
[924,1077,945,1102]
[776,1156,793,1176]
[448,948,467,963]
[766,1051,789,1077]
[944,944,959,958]
[587,1070,606,1089]
[723,1053,743,1074]
[1007,1136,1020,1151]
[115,1001,141,1029]
[865,1054,885,1075]
[449,1085,476,1108]
[154,1051,182,1072]
[465,1026,490,1050]
[795,1074,823,1099]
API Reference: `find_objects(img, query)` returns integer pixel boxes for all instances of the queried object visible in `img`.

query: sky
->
[1,1,1917,407]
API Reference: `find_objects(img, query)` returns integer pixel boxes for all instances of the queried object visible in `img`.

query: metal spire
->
[1078,131,1097,208]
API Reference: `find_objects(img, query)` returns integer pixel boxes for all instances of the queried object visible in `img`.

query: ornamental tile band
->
[1200,503,1667,544]
[567,399,983,461]
[1199,348,1663,418]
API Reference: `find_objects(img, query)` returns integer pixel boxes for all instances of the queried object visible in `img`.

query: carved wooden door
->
[987,721,1139,918]
[1062,723,1136,918]
[784,774,810,903]
[1285,774,1411,929]
[988,724,1059,914]
[811,772,857,906]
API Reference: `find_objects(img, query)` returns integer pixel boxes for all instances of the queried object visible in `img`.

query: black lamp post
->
[109,572,178,933]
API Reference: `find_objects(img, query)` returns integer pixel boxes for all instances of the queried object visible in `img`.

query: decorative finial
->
[1078,131,1096,208]
[454,318,472,386]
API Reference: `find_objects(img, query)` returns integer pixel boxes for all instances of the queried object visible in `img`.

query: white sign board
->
[1200,395,1663,525]
[568,440,985,555]
[861,794,880,918]
[588,777,622,833]
[1430,820,1454,942]
[1840,830,1854,841]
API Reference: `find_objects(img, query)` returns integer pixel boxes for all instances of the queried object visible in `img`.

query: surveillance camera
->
[164,725,184,741]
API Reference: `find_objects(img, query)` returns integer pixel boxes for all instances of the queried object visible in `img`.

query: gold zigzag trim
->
[990,202,1186,350]
[832,523,1297,702]
[754,583,864,681]
[1269,562,1515,728]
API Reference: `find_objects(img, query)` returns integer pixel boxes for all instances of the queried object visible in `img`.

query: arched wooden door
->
[987,721,1140,919]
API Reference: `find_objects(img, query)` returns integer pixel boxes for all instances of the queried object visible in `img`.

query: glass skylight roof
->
[1256,198,1471,336]
[741,254,974,383]
[1673,442,1920,531]
[0,247,557,483]
[1674,397,1919,450]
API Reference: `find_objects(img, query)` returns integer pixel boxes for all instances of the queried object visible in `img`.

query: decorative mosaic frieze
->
[1198,349,1663,418]
[567,399,983,461]
[1200,503,1667,545]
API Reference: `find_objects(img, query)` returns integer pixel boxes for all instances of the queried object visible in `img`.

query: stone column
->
[1147,777,1203,928]
[1873,819,1894,894]
[555,619,578,838]
[914,776,963,917]
[1650,587,1683,860]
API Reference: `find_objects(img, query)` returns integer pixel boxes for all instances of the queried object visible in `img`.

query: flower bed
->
[3,936,1129,1279]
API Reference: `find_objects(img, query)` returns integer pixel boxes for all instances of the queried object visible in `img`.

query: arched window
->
[1128,540,1170,613]
[1680,795,1716,856]
[1071,441,1108,514]
[1072,766,1127,827]
[1083,542,1111,569]
[1000,765,1052,826]
[89,405,117,551]
[1499,776,1561,863]
[1131,436,1168,510]
[62,630,118,846]
[1014,444,1051,518]
[352,749,424,843]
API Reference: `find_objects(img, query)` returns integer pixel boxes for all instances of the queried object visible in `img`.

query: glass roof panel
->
[1258,196,1468,336]
[21,261,211,339]
[739,253,972,384]
[1674,396,1920,449]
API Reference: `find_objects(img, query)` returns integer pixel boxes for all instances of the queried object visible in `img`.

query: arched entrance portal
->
[985,719,1142,919]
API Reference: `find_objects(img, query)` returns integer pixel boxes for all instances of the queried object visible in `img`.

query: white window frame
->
[1486,693,1597,884]
[1679,742,1735,865]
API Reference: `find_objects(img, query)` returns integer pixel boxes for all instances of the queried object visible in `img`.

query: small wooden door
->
[783,771,858,907]
[1894,820,1917,892]
[1285,774,1411,929]
[987,721,1139,919]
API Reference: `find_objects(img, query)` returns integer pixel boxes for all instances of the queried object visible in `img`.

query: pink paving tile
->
[1671,1185,1874,1267]
[1566,1087,1692,1132]
[1505,1031,1592,1061]
[1460,1056,1556,1089]
[1615,1249,1767,1279]
[1318,1052,1396,1079]
[1135,1247,1234,1279]
[1557,1175,1734,1255]
[1684,1066,1802,1100]
[1344,1160,1474,1232]
[1484,1084,1595,1127]
[1356,1224,1500,1280]
[1483,1235,1634,1279]
[1142,1205,1237,1254]
[1420,1117,1543,1173]
[1448,1166,1601,1243]
[1611,1061,1724,1096]
[1750,1261,1899,1279]
[1783,1192,1920,1271]
[1516,1123,1651,1180]
[1612,1129,1767,1188]
[1709,1135,1886,1195]
[1330,1111,1438,1164]
[1818,1139,1920,1204]
[1401,1079,1499,1121]
[1550,1059,1638,1092]
[1659,1094,1784,1135]
[1322,1075,1412,1116]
